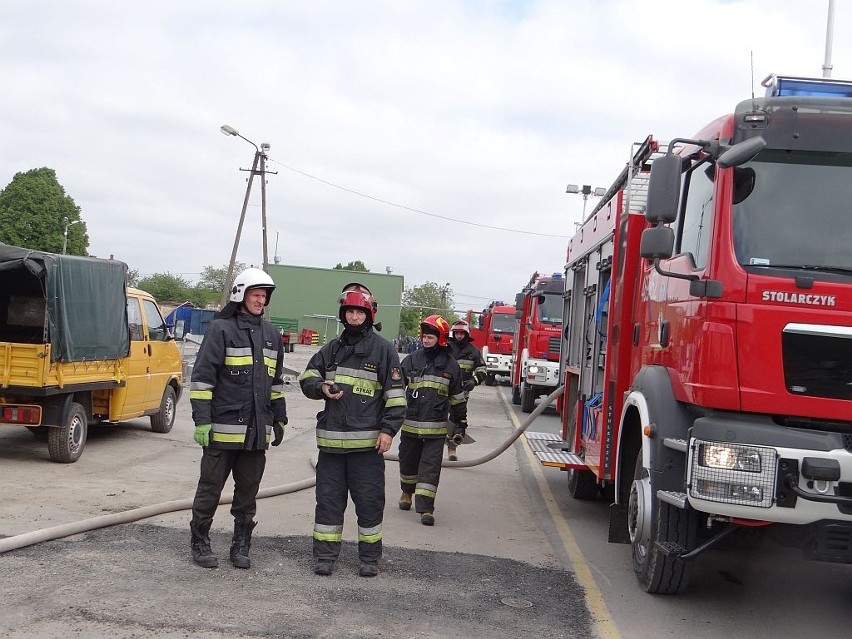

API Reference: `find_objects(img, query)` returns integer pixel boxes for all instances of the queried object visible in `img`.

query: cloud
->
[1,0,848,306]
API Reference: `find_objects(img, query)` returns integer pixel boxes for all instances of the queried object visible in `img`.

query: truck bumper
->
[485,354,512,375]
[684,413,852,525]
[524,360,559,388]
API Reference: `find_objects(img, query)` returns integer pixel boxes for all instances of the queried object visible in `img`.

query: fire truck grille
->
[782,326,852,401]
[548,337,560,354]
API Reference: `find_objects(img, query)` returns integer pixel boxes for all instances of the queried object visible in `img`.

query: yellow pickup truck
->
[0,243,183,462]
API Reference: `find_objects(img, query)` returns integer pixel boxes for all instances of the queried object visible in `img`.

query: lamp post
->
[219,124,274,308]
[62,217,83,255]
[566,184,606,229]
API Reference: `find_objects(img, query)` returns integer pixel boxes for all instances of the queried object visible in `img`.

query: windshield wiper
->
[755,264,852,276]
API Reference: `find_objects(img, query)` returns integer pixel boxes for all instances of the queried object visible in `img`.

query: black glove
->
[462,379,476,393]
[472,370,486,385]
[449,419,467,445]
[272,420,285,447]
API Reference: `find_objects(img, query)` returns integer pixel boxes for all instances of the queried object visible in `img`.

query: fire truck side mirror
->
[514,294,524,316]
[639,225,674,260]
[717,135,766,169]
[646,153,682,224]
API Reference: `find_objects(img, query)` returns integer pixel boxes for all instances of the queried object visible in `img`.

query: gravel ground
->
[0,525,591,638]
[0,342,593,638]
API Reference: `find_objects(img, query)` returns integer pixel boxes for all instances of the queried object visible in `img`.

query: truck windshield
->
[491,313,517,333]
[732,149,852,273]
[537,294,563,324]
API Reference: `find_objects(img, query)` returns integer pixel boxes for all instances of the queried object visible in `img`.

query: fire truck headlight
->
[698,443,762,472]
[689,439,776,508]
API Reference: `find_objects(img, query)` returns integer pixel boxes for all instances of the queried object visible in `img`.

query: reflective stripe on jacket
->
[448,338,486,383]
[299,328,405,453]
[400,347,466,439]
[190,312,287,450]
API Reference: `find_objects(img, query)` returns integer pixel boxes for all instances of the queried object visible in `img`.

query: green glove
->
[193,424,212,447]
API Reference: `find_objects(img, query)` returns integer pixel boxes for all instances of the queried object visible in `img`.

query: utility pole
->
[218,125,276,309]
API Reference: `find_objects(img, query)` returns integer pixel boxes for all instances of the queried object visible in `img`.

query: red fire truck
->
[511,272,564,413]
[526,75,852,594]
[466,302,517,386]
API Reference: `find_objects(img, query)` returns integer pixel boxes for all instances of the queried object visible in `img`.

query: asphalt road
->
[0,344,593,639]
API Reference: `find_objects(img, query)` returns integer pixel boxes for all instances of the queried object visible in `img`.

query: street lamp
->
[219,124,274,308]
[566,184,606,228]
[62,217,83,255]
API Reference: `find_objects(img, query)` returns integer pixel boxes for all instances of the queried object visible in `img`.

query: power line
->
[267,157,570,239]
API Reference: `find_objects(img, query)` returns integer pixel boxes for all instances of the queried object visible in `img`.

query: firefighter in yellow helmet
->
[298,283,405,577]
[397,315,467,525]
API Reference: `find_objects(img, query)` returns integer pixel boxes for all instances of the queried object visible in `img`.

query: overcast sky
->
[2,0,850,310]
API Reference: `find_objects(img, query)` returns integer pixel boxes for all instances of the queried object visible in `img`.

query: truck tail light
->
[1,405,42,425]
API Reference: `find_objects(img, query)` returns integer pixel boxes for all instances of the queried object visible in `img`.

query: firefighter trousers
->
[191,448,266,527]
[313,450,385,563]
[398,436,444,514]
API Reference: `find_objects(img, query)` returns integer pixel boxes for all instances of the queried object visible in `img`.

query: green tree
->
[399,281,457,335]
[136,273,193,306]
[199,261,247,294]
[333,260,369,272]
[0,167,88,255]
[126,268,140,288]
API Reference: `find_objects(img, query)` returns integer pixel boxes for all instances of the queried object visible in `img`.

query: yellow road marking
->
[498,390,622,639]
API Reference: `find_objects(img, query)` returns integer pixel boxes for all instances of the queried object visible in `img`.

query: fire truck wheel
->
[520,384,536,413]
[511,384,521,405]
[628,450,696,594]
[567,468,599,500]
[484,373,496,386]
[150,385,177,434]
[48,402,87,464]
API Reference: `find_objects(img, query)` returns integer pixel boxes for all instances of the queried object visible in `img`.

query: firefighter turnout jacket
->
[400,347,467,438]
[448,338,486,387]
[299,328,406,452]
[190,312,287,450]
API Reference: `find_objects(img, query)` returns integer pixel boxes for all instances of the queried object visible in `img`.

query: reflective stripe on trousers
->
[313,450,385,562]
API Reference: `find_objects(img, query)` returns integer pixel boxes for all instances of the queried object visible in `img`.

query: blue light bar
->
[763,74,852,98]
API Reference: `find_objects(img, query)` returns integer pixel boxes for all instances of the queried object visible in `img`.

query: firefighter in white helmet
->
[189,267,288,570]
[446,319,485,461]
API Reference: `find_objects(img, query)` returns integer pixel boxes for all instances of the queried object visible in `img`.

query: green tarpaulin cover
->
[0,242,129,362]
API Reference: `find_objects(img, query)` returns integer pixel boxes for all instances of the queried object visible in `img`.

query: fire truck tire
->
[484,373,497,386]
[48,402,87,464]
[567,468,599,500]
[511,384,521,405]
[150,385,177,433]
[628,450,696,594]
[520,384,536,413]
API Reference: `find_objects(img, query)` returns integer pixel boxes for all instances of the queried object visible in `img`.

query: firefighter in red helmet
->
[397,315,467,526]
[446,319,486,461]
[298,282,405,577]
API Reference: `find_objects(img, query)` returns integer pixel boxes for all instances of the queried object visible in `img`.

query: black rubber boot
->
[190,519,218,568]
[230,519,257,569]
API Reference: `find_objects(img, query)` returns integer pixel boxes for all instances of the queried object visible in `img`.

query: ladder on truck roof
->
[524,136,670,472]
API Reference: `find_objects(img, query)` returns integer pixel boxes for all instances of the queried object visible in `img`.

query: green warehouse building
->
[265,265,403,345]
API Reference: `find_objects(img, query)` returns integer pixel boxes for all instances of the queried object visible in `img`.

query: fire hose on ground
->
[0,385,563,555]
